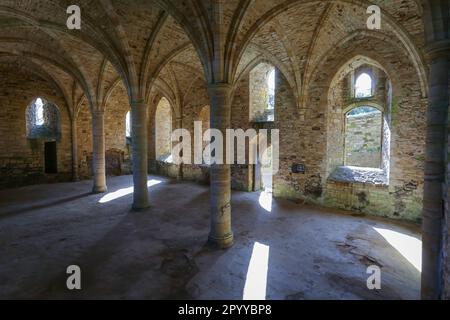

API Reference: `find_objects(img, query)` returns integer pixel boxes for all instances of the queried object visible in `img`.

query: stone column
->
[92,111,107,193]
[176,116,184,181]
[421,47,449,300]
[71,118,79,181]
[207,83,234,249]
[131,100,150,210]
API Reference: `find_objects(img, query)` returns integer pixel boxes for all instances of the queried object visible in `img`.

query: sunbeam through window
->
[99,179,162,204]
[243,242,270,300]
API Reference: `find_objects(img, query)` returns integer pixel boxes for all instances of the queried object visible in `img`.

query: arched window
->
[354,73,373,98]
[267,69,275,110]
[26,97,61,140]
[155,97,172,162]
[345,106,382,168]
[35,98,45,126]
[125,111,131,138]
[250,63,276,122]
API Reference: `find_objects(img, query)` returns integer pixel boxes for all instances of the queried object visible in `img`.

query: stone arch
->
[306,37,426,185]
[148,84,179,123]
[343,101,384,115]
[313,42,426,220]
[230,1,425,90]
[324,55,393,180]
[152,1,214,82]
[234,53,296,96]
[103,80,131,146]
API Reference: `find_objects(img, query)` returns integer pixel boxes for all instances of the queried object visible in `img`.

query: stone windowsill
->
[156,155,174,164]
[328,165,388,186]
[156,159,212,168]
[250,119,275,124]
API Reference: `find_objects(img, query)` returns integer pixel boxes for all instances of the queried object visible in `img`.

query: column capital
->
[425,40,450,59]
[92,109,105,117]
[130,99,147,107]
[207,83,233,94]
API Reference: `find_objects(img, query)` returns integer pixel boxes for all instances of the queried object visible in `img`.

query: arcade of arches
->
[0,1,449,300]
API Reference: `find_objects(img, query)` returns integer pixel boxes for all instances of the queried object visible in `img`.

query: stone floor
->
[0,175,421,300]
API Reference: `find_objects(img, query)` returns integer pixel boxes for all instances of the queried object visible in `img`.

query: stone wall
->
[230,75,254,191]
[311,38,426,222]
[104,83,132,176]
[148,78,212,183]
[345,111,382,168]
[139,35,426,225]
[0,51,424,222]
[264,41,425,222]
[148,73,260,191]
[0,70,72,188]
[76,100,93,179]
[272,69,322,201]
[145,53,425,223]
[76,82,132,180]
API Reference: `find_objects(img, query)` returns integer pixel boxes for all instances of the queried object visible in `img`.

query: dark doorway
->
[44,141,58,174]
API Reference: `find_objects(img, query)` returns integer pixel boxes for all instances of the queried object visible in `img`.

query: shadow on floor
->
[0,192,93,219]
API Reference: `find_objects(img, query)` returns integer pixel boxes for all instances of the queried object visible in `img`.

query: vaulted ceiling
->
[0,0,427,117]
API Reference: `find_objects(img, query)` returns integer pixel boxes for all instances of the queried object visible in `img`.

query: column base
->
[208,232,234,249]
[92,185,107,194]
[132,202,151,212]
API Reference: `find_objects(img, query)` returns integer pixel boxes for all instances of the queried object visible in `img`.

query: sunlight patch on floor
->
[99,179,162,204]
[258,191,273,213]
[243,242,270,300]
[374,227,422,272]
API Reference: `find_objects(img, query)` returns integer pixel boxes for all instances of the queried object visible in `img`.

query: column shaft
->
[176,116,183,181]
[92,111,107,193]
[422,53,449,300]
[131,100,150,210]
[71,118,79,182]
[208,84,234,249]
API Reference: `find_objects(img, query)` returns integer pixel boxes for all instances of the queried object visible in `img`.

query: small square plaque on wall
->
[292,164,306,174]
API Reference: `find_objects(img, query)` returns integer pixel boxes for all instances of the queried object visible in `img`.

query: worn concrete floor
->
[0,175,421,300]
